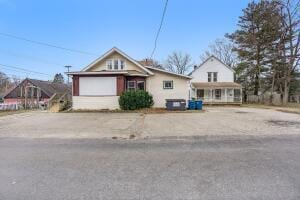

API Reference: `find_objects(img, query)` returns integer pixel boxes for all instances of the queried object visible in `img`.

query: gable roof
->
[145,66,192,79]
[189,55,235,75]
[81,47,154,75]
[3,78,70,98]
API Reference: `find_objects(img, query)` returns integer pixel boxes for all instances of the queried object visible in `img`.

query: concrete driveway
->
[0,107,299,139]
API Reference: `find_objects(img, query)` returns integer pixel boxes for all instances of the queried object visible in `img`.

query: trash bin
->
[165,99,186,111]
[195,100,203,110]
[188,100,196,110]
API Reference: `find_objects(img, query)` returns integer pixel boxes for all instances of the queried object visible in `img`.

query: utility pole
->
[64,65,72,85]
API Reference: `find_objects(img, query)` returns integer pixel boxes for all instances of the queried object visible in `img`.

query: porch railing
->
[199,96,242,103]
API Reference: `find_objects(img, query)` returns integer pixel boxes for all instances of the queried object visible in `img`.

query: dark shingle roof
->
[3,78,70,98]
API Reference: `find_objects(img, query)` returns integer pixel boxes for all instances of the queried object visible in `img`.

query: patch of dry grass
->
[242,103,300,114]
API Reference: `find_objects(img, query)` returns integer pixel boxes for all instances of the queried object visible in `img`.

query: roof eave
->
[145,66,192,79]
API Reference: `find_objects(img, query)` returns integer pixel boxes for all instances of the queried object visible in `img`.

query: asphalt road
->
[0,135,300,200]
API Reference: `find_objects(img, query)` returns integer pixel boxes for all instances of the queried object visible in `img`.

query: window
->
[208,72,218,82]
[137,81,145,90]
[114,60,119,70]
[163,80,173,89]
[106,60,112,70]
[208,72,212,82]
[120,60,125,70]
[213,72,218,82]
[127,81,136,90]
[215,89,221,99]
[107,59,126,70]
[197,89,204,99]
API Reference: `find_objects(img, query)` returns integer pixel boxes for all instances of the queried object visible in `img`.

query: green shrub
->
[119,90,154,110]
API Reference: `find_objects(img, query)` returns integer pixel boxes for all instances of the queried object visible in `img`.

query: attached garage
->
[79,77,117,96]
[72,75,124,110]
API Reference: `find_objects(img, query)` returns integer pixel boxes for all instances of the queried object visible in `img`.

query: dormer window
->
[114,60,119,70]
[120,60,125,70]
[106,60,113,70]
[106,59,126,70]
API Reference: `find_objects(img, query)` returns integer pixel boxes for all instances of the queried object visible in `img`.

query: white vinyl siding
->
[79,77,116,96]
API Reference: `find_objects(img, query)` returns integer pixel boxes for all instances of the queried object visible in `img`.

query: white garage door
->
[79,77,117,96]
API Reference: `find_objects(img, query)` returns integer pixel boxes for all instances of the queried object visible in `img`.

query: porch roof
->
[192,82,242,89]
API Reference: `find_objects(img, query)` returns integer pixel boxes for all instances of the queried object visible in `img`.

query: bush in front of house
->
[119,90,154,110]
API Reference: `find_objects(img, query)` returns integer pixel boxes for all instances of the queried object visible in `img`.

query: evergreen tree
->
[228,0,282,95]
[53,73,65,84]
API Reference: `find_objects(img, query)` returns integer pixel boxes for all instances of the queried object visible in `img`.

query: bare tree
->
[200,38,238,68]
[0,72,11,95]
[277,0,300,104]
[165,51,193,74]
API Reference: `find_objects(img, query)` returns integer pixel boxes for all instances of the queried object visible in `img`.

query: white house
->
[67,47,191,110]
[189,56,242,104]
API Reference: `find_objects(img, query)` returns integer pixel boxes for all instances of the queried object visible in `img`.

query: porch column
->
[240,88,243,103]
[224,88,227,103]
[210,88,213,103]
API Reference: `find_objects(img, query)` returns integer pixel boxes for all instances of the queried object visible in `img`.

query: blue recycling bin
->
[195,100,203,110]
[188,100,196,110]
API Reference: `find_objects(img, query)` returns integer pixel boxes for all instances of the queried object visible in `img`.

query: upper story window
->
[120,60,125,70]
[213,72,218,82]
[114,60,119,70]
[208,72,212,82]
[106,60,112,70]
[163,80,173,89]
[106,59,126,70]
[208,72,218,82]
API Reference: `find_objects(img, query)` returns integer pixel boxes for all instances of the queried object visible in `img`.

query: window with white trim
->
[127,81,136,90]
[114,60,119,70]
[137,81,145,90]
[213,72,218,82]
[208,72,218,82]
[120,60,125,70]
[208,72,212,82]
[106,59,126,70]
[163,80,173,89]
[106,60,112,70]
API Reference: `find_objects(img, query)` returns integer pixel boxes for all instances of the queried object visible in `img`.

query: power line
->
[0,66,52,78]
[0,49,68,68]
[0,32,99,56]
[150,0,169,59]
[0,63,51,76]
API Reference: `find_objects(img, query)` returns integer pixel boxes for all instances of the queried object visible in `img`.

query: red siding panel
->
[117,76,125,96]
[73,76,79,96]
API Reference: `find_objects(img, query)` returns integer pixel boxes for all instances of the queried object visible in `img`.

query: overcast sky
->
[0,0,249,80]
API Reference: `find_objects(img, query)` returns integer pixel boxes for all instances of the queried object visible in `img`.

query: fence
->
[0,103,22,111]
[246,93,282,105]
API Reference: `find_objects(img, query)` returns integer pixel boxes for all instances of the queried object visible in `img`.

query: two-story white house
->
[189,56,242,104]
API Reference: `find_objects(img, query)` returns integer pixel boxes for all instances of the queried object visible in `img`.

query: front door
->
[214,89,221,100]
[196,89,204,100]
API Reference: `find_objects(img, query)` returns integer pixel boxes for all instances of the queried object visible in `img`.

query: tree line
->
[153,0,300,105]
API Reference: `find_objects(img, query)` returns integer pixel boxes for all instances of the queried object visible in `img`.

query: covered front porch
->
[191,82,242,104]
